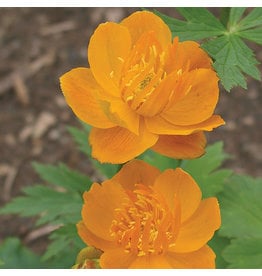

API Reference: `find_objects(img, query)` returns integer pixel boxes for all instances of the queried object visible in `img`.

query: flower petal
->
[152,132,207,159]
[100,248,136,268]
[89,125,158,164]
[173,198,221,253]
[145,114,225,135]
[77,221,115,251]
[165,38,212,74]
[60,68,116,128]
[81,182,127,243]
[111,159,161,191]
[129,254,173,268]
[166,245,216,268]
[162,69,219,125]
[121,11,171,50]
[136,71,180,117]
[100,98,140,135]
[153,168,202,223]
[88,22,131,96]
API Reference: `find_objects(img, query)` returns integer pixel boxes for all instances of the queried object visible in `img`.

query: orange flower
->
[77,160,221,268]
[60,11,225,164]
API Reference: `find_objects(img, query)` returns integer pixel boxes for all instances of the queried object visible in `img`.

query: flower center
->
[120,32,167,112]
[110,184,180,256]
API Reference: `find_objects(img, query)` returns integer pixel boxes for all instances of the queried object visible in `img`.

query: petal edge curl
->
[60,68,116,128]
[89,125,158,164]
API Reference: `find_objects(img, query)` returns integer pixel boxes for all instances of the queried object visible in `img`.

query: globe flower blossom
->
[77,160,221,268]
[60,11,225,164]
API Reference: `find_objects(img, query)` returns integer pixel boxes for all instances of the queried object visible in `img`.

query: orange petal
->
[136,71,180,117]
[162,69,219,125]
[60,68,116,128]
[111,159,161,191]
[145,114,225,135]
[88,22,131,96]
[153,168,202,223]
[89,125,158,164]
[129,254,173,268]
[121,11,171,50]
[165,38,212,73]
[81,182,127,242]
[100,98,140,135]
[77,221,115,251]
[173,198,221,253]
[152,132,207,159]
[166,245,216,268]
[100,248,136,268]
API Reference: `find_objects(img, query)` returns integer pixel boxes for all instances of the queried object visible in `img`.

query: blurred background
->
[0,7,261,256]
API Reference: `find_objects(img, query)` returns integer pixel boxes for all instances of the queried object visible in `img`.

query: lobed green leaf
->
[238,7,262,31]
[0,185,83,226]
[208,233,230,268]
[32,162,92,194]
[154,8,225,41]
[155,7,261,91]
[202,35,261,91]
[139,149,180,171]
[223,238,262,268]
[0,238,42,268]
[238,27,262,44]
[219,174,262,239]
[42,224,85,266]
[228,7,246,27]
[181,142,232,198]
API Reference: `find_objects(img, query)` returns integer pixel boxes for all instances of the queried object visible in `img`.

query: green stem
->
[176,159,183,168]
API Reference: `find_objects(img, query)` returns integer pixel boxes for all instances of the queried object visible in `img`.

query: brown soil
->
[0,7,261,256]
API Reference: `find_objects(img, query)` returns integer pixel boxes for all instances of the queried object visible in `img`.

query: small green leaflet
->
[32,162,92,194]
[155,7,262,91]
[139,149,180,171]
[42,224,85,268]
[0,162,90,226]
[208,233,230,268]
[0,184,82,226]
[223,238,262,268]
[218,174,262,268]
[202,31,260,90]
[0,238,42,268]
[181,142,232,198]
[154,8,225,40]
[219,174,262,239]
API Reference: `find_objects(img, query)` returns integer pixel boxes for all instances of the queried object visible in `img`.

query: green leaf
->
[155,7,261,91]
[0,237,42,268]
[202,34,261,91]
[33,162,92,194]
[0,185,82,226]
[181,142,232,198]
[219,174,262,239]
[154,8,225,41]
[208,232,230,268]
[238,7,262,30]
[223,238,262,268]
[139,149,179,171]
[238,27,262,44]
[67,125,90,156]
[42,224,85,268]
[228,7,246,27]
